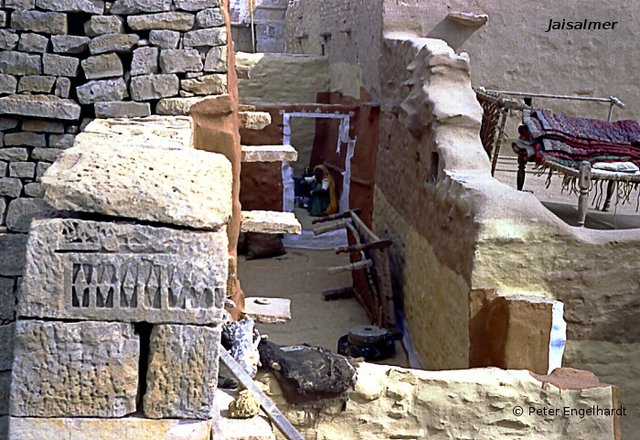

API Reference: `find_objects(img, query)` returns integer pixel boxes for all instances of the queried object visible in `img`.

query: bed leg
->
[517,155,527,191]
[578,161,591,227]
[602,181,615,212]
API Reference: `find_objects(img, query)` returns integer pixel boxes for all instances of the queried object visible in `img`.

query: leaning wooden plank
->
[219,347,305,440]
[241,210,302,234]
[313,219,349,235]
[244,297,291,324]
[311,208,361,224]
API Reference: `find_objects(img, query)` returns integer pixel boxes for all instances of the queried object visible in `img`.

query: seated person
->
[304,165,338,217]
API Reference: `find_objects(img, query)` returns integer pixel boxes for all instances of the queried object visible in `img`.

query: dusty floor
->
[238,209,409,367]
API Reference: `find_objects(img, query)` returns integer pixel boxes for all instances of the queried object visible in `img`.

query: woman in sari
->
[305,164,338,217]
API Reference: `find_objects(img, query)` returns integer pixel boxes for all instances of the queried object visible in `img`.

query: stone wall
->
[230,0,288,52]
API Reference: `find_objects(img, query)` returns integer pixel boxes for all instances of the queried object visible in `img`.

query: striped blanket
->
[520,109,640,168]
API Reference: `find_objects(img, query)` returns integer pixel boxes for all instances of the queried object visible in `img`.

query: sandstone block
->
[43,54,79,77]
[181,74,227,95]
[149,29,180,48]
[9,162,36,179]
[0,233,27,276]
[0,75,17,95]
[0,277,15,322]
[35,162,51,181]
[0,149,28,162]
[4,132,46,147]
[160,48,203,73]
[144,324,221,419]
[0,323,14,371]
[35,0,104,14]
[49,134,75,149]
[196,8,225,28]
[6,198,52,233]
[11,11,67,35]
[128,12,195,31]
[18,33,49,53]
[76,78,128,104]
[204,45,227,72]
[130,73,179,100]
[183,27,226,47]
[156,96,214,115]
[81,53,123,80]
[8,417,212,440]
[94,101,151,118]
[43,144,232,229]
[110,0,172,14]
[0,52,41,76]
[89,34,139,55]
[23,182,44,198]
[6,0,35,9]
[19,218,228,323]
[17,75,55,93]
[54,77,71,98]
[51,35,90,54]
[10,320,139,417]
[175,0,220,11]
[131,47,158,76]
[241,210,302,234]
[22,120,64,133]
[31,147,64,162]
[84,16,124,37]
[0,95,80,120]
[239,111,271,130]
[0,30,19,51]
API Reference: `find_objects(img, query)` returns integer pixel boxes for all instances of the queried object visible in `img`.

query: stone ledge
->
[0,94,80,120]
[241,145,297,163]
[241,211,301,235]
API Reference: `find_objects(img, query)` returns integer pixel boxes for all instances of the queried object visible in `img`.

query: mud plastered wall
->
[382,0,640,119]
[375,35,640,435]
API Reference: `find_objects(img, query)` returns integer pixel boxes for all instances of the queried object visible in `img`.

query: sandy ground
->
[238,209,409,367]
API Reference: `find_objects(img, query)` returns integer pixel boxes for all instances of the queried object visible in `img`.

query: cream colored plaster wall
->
[259,363,618,440]
[382,0,640,119]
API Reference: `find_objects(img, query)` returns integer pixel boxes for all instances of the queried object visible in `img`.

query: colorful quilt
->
[519,109,640,168]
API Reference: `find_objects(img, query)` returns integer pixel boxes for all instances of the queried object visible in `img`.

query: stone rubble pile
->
[7,117,233,438]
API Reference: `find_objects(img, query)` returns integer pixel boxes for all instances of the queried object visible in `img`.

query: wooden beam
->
[335,240,392,254]
[322,286,355,301]
[327,259,373,275]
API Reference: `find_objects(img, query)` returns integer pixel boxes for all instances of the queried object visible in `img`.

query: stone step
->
[241,210,302,235]
[239,110,271,130]
[241,145,297,163]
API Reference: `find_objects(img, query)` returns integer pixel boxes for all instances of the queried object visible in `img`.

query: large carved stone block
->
[10,320,139,417]
[144,324,221,419]
[18,218,228,324]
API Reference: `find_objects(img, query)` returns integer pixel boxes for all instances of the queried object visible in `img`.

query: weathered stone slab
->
[144,324,221,419]
[94,101,151,118]
[54,77,71,98]
[0,323,14,371]
[10,320,139,417]
[36,0,104,14]
[239,111,271,130]
[6,198,52,233]
[17,75,55,94]
[110,0,172,14]
[49,134,75,149]
[89,34,140,55]
[241,144,296,163]
[76,78,128,104]
[156,96,214,115]
[131,47,158,76]
[5,132,46,147]
[0,149,28,162]
[18,218,228,323]
[204,45,227,72]
[160,49,203,73]
[149,29,180,48]
[0,118,19,131]
[0,30,19,51]
[81,53,123,80]
[0,75,17,95]
[24,182,44,198]
[5,0,35,8]
[0,94,80,120]
[0,278,15,322]
[31,147,64,162]
[183,27,226,47]
[8,417,213,440]
[196,8,224,28]
[130,73,179,100]
[181,74,227,95]
[22,120,64,133]
[84,15,124,37]
[128,12,195,31]
[241,210,302,234]
[175,0,220,11]
[43,144,232,229]
[0,234,27,277]
[43,54,79,77]
[11,11,67,35]
[0,178,22,197]
[18,33,49,53]
[9,162,36,179]
[0,52,41,76]
[51,35,90,54]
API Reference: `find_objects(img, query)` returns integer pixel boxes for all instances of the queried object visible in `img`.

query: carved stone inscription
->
[19,218,228,324]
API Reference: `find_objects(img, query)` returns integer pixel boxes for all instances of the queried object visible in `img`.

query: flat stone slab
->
[76,116,192,149]
[18,218,228,324]
[241,211,302,235]
[0,94,80,120]
[156,96,217,115]
[239,111,271,130]
[144,324,221,419]
[8,416,212,440]
[241,145,297,163]
[10,320,139,417]
[42,142,233,229]
[244,297,291,324]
